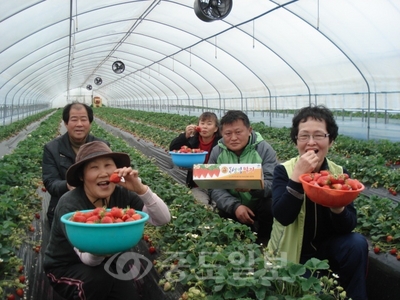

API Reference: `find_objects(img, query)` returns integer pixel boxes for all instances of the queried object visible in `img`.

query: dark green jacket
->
[208,131,278,214]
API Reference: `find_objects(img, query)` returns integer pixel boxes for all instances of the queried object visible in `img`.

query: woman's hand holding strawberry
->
[112,167,148,195]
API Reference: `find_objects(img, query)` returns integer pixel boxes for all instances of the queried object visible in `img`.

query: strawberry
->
[109,173,121,183]
[195,126,201,132]
[92,207,105,216]
[132,213,142,220]
[302,174,313,183]
[16,288,24,297]
[41,187,47,192]
[6,294,15,300]
[345,178,361,190]
[373,246,380,254]
[192,148,204,153]
[319,170,330,176]
[110,207,124,218]
[149,246,156,254]
[329,174,346,184]
[341,184,352,190]
[18,275,26,283]
[397,254,400,261]
[389,248,397,255]
[312,173,321,181]
[143,234,150,242]
[317,176,330,187]
[163,281,172,292]
[101,216,113,223]
[86,215,100,223]
[388,187,397,196]
[181,292,189,300]
[18,265,24,273]
[121,214,130,221]
[72,213,87,223]
[35,212,40,219]
[125,208,136,216]
[386,235,393,243]
[331,183,343,190]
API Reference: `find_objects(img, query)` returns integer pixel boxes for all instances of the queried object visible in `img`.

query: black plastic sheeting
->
[26,191,66,300]
[3,117,400,300]
[366,249,400,300]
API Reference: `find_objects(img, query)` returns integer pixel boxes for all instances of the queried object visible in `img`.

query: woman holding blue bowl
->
[44,141,171,300]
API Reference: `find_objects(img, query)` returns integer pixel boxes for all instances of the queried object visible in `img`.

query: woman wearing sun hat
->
[43,141,171,300]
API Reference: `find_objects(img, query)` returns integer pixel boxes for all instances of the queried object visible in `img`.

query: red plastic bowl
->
[299,174,365,207]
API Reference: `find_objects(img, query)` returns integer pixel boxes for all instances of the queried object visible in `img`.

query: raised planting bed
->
[366,248,400,299]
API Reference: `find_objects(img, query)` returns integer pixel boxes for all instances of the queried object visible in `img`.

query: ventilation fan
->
[194,0,233,22]
[86,84,92,91]
[94,77,103,85]
[112,60,125,74]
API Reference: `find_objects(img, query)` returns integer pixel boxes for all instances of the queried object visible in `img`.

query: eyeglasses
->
[296,133,330,142]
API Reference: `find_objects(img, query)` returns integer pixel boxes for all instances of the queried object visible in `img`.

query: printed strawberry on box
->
[193,164,264,189]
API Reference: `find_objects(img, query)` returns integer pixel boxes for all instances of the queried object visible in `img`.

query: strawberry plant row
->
[0,109,55,142]
[0,113,61,299]
[0,108,399,299]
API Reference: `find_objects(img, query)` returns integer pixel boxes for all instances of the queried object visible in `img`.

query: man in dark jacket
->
[208,110,278,243]
[42,102,108,227]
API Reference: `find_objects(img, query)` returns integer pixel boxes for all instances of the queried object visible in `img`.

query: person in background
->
[267,105,368,300]
[169,112,222,205]
[208,110,278,243]
[42,102,108,227]
[44,141,171,300]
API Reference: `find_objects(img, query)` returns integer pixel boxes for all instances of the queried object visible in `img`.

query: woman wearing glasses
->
[267,105,368,300]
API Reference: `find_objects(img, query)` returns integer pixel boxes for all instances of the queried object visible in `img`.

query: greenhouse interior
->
[0,1,399,300]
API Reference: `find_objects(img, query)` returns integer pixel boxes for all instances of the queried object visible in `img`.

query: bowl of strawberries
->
[169,146,207,168]
[299,171,365,207]
[61,207,149,255]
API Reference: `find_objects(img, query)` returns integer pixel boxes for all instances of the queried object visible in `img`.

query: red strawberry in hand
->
[195,126,201,132]
[109,173,121,183]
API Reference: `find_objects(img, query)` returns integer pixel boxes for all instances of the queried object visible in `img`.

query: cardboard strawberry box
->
[192,164,264,189]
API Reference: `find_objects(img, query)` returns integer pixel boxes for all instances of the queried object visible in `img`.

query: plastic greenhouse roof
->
[0,0,399,108]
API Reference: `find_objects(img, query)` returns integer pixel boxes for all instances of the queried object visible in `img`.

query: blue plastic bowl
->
[61,209,149,255]
[169,151,208,168]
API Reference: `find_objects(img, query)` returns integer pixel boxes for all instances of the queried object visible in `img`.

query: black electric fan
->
[194,0,233,22]
[94,77,102,85]
[112,60,125,74]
